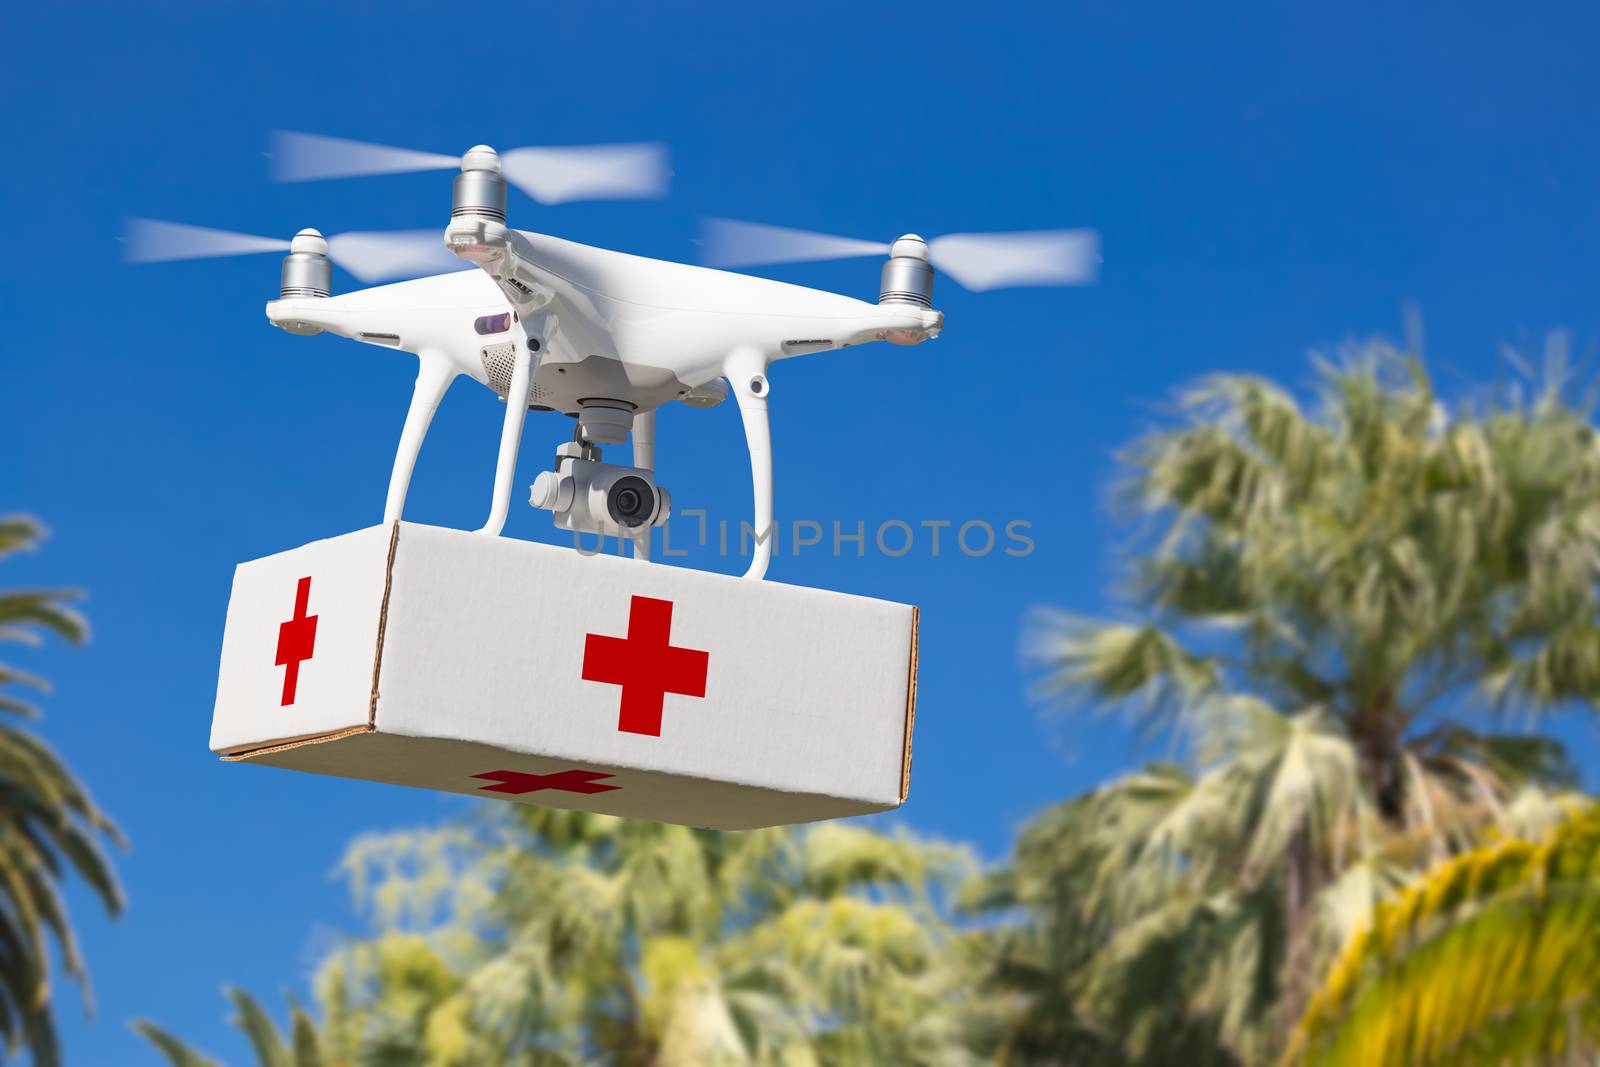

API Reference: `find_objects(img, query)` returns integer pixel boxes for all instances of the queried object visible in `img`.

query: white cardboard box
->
[210,523,919,829]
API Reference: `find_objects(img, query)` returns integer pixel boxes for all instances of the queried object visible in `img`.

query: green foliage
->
[0,516,123,1065]
[143,812,988,1066]
[978,343,1600,1065]
[339,812,984,1066]
[1285,808,1600,1066]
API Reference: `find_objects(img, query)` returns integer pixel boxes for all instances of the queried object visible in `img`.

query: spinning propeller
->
[272,131,670,205]
[701,218,1101,291]
[122,219,459,282]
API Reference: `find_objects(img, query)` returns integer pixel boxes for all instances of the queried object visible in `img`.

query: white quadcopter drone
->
[129,133,1099,580]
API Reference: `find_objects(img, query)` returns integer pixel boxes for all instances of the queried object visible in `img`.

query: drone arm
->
[726,349,774,581]
[383,351,457,525]
[632,409,655,472]
[630,410,656,561]
[477,340,540,536]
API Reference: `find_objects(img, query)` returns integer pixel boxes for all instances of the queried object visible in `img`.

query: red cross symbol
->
[471,768,620,795]
[582,596,709,737]
[274,576,318,707]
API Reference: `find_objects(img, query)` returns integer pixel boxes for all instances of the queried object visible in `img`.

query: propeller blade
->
[701,218,888,269]
[275,132,670,203]
[127,219,465,283]
[928,229,1100,291]
[271,131,459,182]
[124,219,289,263]
[501,143,669,204]
[324,230,466,283]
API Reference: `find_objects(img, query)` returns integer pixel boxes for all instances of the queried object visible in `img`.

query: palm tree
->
[0,517,123,1064]
[1284,806,1600,1066]
[143,808,987,1066]
[976,343,1600,1064]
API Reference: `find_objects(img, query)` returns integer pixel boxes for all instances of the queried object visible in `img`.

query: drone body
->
[130,134,1096,579]
[272,230,941,414]
[266,217,942,579]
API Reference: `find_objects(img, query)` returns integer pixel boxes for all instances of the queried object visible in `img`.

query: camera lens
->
[606,475,655,528]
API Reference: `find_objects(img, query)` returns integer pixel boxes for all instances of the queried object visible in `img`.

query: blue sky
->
[3,1,1599,1062]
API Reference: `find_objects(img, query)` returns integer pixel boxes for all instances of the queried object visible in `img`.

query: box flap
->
[210,524,395,754]
[237,731,894,831]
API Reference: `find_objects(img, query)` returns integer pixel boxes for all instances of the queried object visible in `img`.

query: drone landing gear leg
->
[631,410,656,562]
[477,342,539,536]
[726,349,773,580]
[384,352,457,525]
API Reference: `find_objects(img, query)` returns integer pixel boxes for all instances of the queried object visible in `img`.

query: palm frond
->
[0,564,122,1065]
[132,1020,223,1067]
[1024,611,1221,736]
[226,986,293,1067]
[1286,810,1600,1066]
[0,520,46,561]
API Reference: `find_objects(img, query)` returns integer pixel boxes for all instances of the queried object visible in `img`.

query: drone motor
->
[278,229,331,300]
[452,145,507,222]
[878,234,934,309]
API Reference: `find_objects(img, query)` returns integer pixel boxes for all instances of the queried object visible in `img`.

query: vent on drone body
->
[481,342,548,404]
[279,229,332,299]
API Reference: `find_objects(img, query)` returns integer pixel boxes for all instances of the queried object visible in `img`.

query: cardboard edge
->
[368,520,401,725]
[237,730,899,830]
[899,605,919,804]
[220,723,375,761]
[219,522,397,762]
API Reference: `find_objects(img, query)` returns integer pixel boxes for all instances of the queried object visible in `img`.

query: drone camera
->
[878,234,934,309]
[601,473,659,527]
[531,453,671,537]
